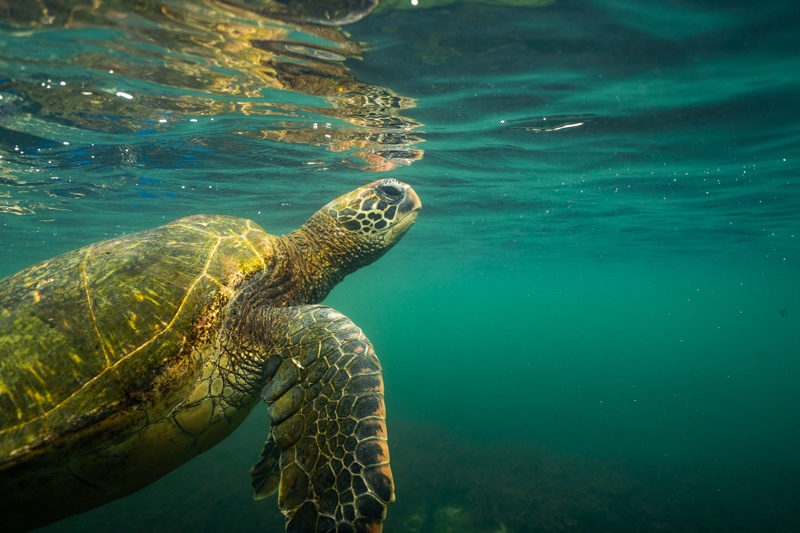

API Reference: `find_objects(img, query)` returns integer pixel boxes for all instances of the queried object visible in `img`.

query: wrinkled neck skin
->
[278,213,356,305]
[219,212,370,392]
[247,210,373,310]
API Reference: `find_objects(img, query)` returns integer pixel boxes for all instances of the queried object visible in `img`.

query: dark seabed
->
[1,0,799,531]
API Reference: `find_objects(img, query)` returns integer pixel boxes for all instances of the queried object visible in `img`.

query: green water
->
[2,0,799,531]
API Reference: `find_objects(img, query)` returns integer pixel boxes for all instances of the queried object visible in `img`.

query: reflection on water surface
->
[0,0,423,191]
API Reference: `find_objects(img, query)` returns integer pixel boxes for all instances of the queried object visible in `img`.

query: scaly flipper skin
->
[253,305,393,533]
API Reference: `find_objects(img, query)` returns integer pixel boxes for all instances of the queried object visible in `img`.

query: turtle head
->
[327,178,421,244]
[285,179,420,303]
[311,179,421,271]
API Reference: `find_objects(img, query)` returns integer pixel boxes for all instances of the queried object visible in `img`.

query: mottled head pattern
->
[325,178,421,249]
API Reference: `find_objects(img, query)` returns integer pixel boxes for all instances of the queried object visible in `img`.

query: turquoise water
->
[2,0,799,531]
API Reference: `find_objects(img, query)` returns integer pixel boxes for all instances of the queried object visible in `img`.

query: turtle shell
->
[0,214,274,468]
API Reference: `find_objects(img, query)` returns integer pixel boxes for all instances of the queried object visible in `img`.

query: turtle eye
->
[375,179,404,203]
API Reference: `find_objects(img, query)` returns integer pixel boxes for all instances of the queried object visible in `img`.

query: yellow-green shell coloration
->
[0,179,421,533]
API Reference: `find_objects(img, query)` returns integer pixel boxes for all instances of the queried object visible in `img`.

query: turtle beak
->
[397,183,422,221]
[384,183,421,243]
[404,185,422,212]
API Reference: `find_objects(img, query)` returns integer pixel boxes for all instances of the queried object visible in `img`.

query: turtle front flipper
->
[253,305,394,533]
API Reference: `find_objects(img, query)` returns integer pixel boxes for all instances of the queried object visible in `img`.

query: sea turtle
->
[0,178,421,532]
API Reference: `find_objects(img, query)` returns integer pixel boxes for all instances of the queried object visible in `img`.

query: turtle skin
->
[0,178,420,532]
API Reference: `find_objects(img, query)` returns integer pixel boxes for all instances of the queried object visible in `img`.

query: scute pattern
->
[0,214,277,525]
